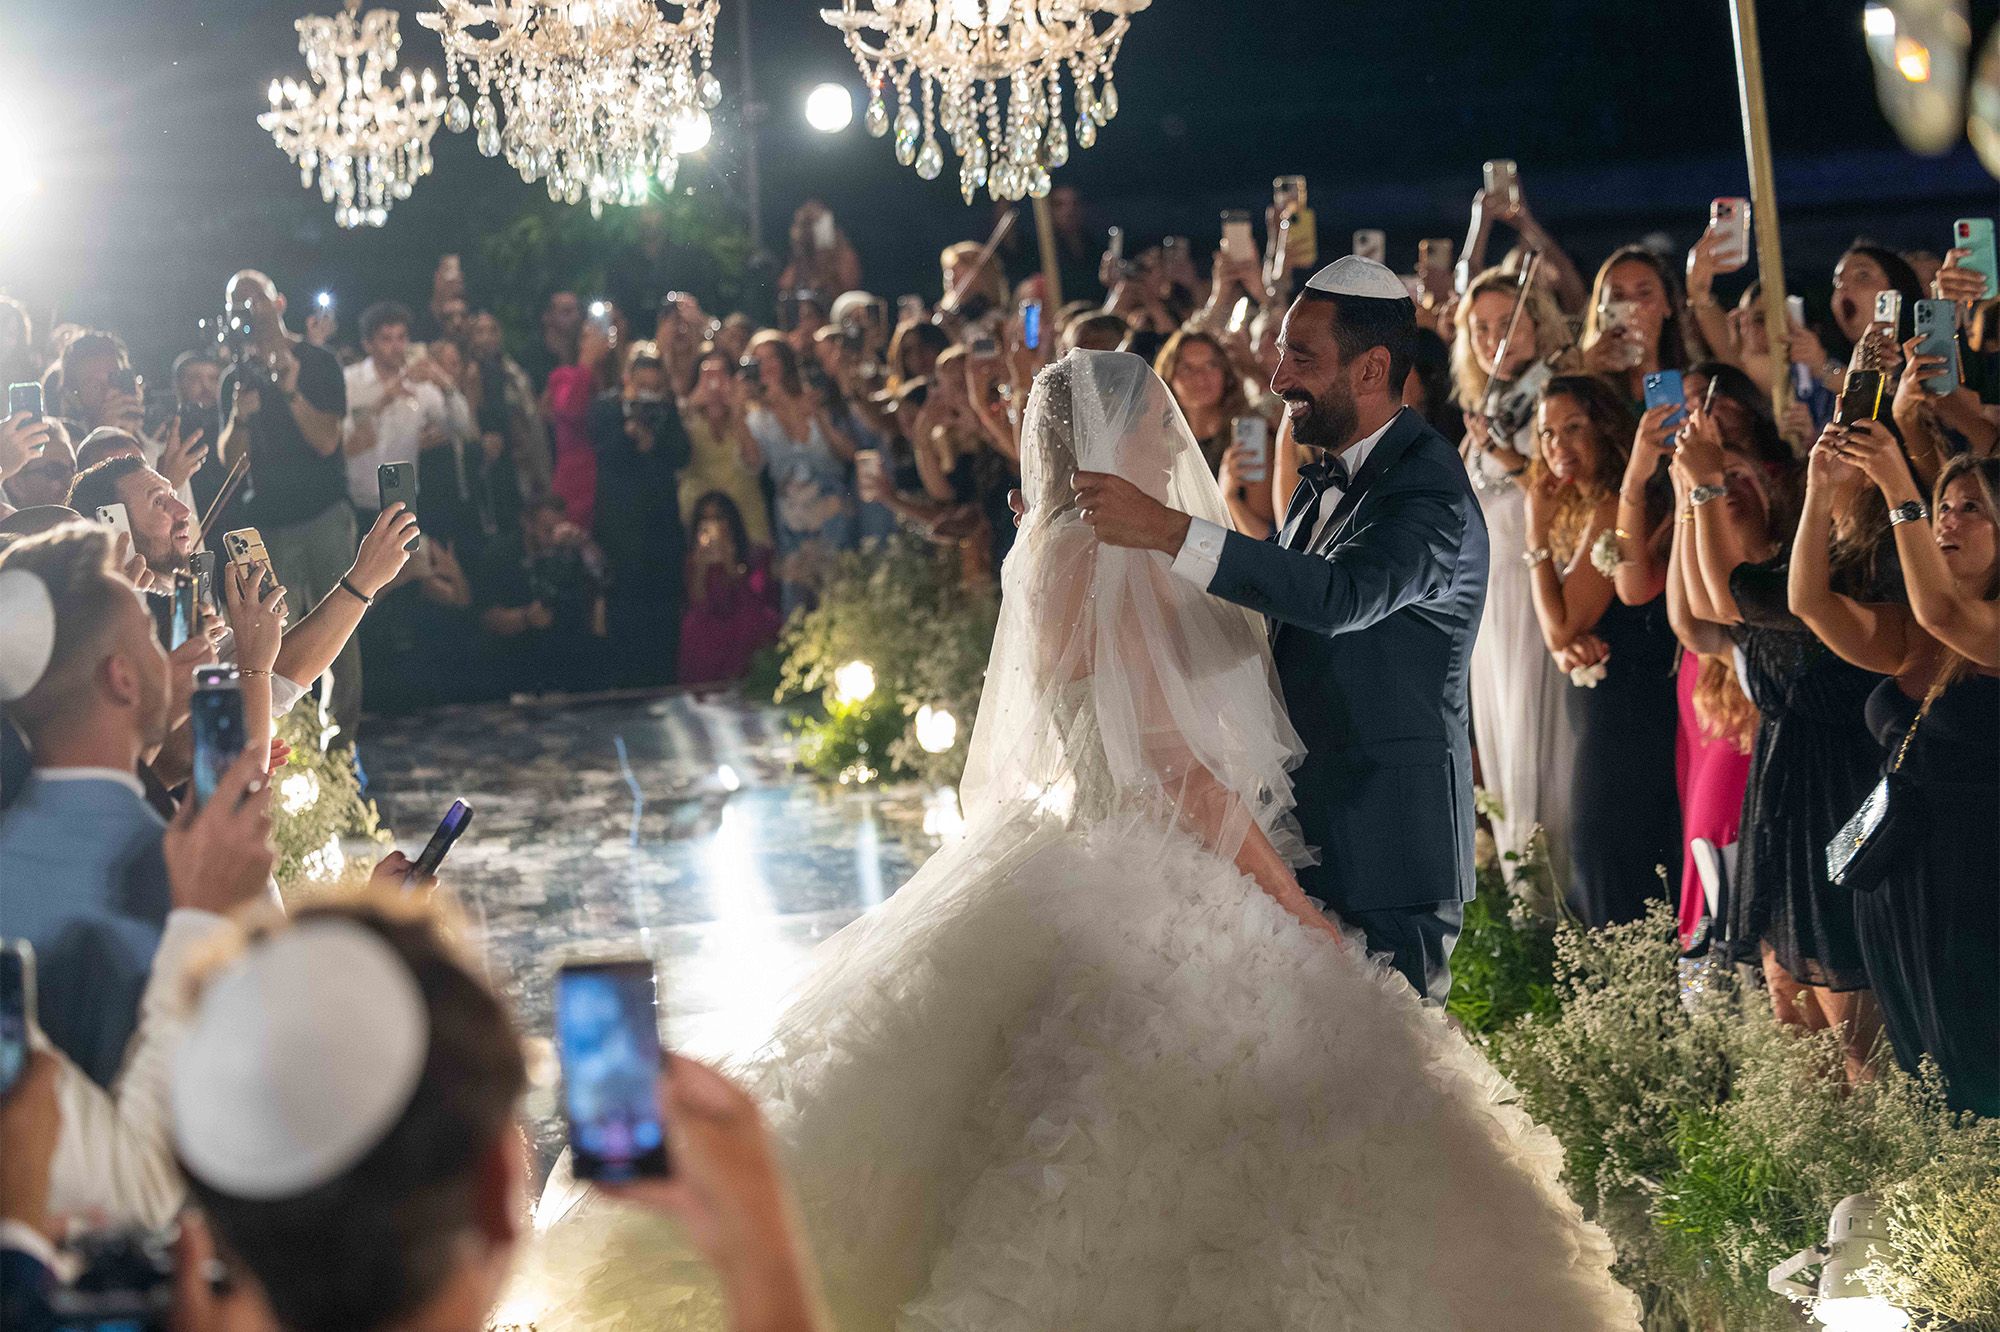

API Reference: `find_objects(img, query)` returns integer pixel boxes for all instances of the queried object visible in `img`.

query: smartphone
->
[222,527,278,600]
[0,940,34,1098]
[377,462,422,551]
[811,211,837,252]
[411,799,474,879]
[171,573,197,650]
[1835,369,1887,426]
[1482,158,1522,213]
[1105,225,1127,278]
[1785,294,1807,328]
[1873,289,1903,336]
[1021,299,1042,352]
[1643,370,1688,430]
[854,449,886,503]
[556,958,671,1181]
[1953,218,1997,299]
[896,294,926,325]
[440,254,464,283]
[1272,175,1317,271]
[1417,238,1454,276]
[189,550,218,616]
[7,382,42,422]
[1218,211,1256,266]
[190,666,245,809]
[1599,299,1643,370]
[1351,229,1386,264]
[1231,415,1269,484]
[586,300,615,336]
[1707,197,1751,273]
[1912,299,1960,396]
[967,331,1000,360]
[97,503,134,542]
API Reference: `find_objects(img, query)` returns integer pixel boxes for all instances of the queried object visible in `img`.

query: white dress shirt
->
[1171,410,1402,590]
[342,358,451,510]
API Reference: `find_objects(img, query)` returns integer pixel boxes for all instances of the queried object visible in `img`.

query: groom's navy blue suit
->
[1204,407,1487,1000]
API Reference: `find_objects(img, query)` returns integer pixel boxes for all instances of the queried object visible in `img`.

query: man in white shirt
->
[343,302,458,516]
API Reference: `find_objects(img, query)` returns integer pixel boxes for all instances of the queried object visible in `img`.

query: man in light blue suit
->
[1071,256,1488,1002]
[0,525,176,1086]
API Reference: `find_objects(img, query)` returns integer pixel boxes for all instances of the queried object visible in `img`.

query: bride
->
[520,349,1639,1330]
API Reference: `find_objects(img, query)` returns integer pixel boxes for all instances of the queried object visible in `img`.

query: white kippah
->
[0,569,56,703]
[172,918,430,1199]
[1304,255,1410,301]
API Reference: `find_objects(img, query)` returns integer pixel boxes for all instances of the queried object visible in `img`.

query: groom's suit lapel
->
[1304,408,1423,558]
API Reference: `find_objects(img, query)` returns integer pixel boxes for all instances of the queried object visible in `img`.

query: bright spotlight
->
[670,109,712,156]
[805,82,854,134]
[831,660,876,707]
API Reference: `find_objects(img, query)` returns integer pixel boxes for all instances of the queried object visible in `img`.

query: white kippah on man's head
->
[0,569,56,703]
[172,918,431,1200]
[1303,255,1411,301]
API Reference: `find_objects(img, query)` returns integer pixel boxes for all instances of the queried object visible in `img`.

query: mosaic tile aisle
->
[359,690,944,1166]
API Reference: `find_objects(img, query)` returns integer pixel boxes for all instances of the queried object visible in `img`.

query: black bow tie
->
[1300,453,1352,491]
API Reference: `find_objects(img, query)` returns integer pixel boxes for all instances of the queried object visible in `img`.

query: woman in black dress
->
[1794,435,1999,1113]
[1525,375,1681,926]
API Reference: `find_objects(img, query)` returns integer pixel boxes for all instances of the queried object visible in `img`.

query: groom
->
[1074,256,1488,1001]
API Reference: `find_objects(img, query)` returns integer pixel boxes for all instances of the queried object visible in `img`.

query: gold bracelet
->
[239,667,273,679]
[1677,511,1695,525]
[1613,528,1636,542]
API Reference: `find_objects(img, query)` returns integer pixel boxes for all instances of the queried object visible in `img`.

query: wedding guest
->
[679,349,772,549]
[4,420,74,511]
[173,894,831,1332]
[1154,328,1253,476]
[1524,376,1680,926]
[741,332,857,616]
[680,491,783,686]
[1683,398,1890,1076]
[468,310,554,502]
[1401,327,1464,446]
[1827,242,1924,365]
[543,311,618,532]
[1452,267,1580,880]
[886,319,950,392]
[591,342,693,688]
[780,200,864,304]
[1580,245,1692,406]
[1790,431,1997,1112]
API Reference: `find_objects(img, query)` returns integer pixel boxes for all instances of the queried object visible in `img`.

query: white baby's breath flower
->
[1569,660,1609,689]
[1589,528,1622,578]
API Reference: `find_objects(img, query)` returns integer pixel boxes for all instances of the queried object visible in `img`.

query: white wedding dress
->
[519,351,1639,1330]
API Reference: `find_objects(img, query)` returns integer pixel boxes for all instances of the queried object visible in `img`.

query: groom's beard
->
[1285,382,1357,450]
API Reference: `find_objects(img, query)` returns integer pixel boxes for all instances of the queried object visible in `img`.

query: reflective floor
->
[360,689,946,1163]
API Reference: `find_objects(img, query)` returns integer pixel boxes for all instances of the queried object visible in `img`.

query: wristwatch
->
[1688,484,1728,508]
[1522,546,1554,568]
[1887,500,1929,527]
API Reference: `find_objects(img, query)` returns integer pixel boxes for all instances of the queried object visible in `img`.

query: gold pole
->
[1726,0,1796,438]
[1031,196,1064,312]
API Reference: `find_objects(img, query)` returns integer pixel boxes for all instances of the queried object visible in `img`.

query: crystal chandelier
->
[821,0,1150,204]
[260,0,445,229]
[418,0,723,217]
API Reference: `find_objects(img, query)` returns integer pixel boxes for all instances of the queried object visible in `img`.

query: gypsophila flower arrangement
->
[1590,527,1622,577]
[269,702,390,896]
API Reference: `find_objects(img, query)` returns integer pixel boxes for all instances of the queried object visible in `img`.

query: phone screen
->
[378,464,422,551]
[1232,415,1269,482]
[412,800,475,879]
[7,382,41,422]
[191,671,246,808]
[557,960,670,1181]
[190,551,218,615]
[1912,299,1959,396]
[171,575,197,650]
[0,942,32,1097]
[1021,300,1042,351]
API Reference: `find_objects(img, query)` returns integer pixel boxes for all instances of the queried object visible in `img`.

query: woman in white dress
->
[521,350,1638,1331]
[1452,266,1581,887]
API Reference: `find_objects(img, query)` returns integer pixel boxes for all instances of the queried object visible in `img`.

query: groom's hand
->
[1073,471,1193,555]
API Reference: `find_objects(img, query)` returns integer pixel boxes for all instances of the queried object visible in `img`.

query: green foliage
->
[777,535,999,788]
[1475,900,2000,1329]
[1444,866,1559,1035]
[268,703,390,895]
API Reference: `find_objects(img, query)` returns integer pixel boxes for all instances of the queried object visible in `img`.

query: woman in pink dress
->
[679,491,783,685]
[544,317,618,531]
[1673,652,1757,943]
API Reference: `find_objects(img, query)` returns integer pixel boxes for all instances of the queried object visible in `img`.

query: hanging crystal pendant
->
[865,95,889,137]
[915,136,944,180]
[1043,117,1068,167]
[699,70,722,108]
[445,94,471,133]
[893,103,921,164]
[1075,109,1097,149]
[1098,80,1118,121]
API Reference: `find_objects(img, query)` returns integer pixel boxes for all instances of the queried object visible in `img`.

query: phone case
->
[1912,300,1959,397]
[1643,372,1687,429]
[1955,219,1997,299]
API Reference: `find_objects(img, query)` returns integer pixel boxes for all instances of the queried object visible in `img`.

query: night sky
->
[1,0,1994,374]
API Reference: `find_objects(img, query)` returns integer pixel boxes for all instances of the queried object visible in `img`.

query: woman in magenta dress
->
[679,491,783,685]
[544,317,618,531]
[1672,653,1757,943]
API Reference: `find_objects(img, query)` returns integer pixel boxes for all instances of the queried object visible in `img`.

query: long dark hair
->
[1536,373,1637,496]
[692,489,756,564]
[747,330,804,397]
[1584,245,1691,371]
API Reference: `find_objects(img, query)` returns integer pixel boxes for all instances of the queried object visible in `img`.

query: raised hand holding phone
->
[350,503,422,598]
[164,745,277,913]
[557,958,671,1181]
[0,410,50,484]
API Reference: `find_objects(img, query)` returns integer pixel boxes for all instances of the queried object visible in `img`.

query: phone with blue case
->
[1643,369,1686,430]
[1954,219,1997,300]
[1912,299,1959,397]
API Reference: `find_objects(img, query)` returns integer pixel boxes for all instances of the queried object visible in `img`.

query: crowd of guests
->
[0,172,1994,1328]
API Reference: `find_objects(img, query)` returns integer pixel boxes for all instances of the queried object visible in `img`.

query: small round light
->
[831,660,876,707]
[669,109,711,156]
[804,82,854,134]
[914,704,958,753]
